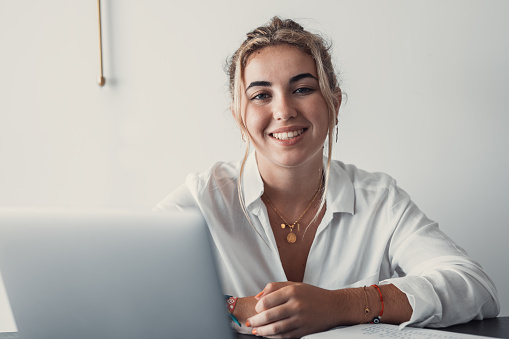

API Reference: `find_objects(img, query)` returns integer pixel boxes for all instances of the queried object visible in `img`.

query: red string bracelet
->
[226,296,238,314]
[225,295,241,327]
[370,284,384,324]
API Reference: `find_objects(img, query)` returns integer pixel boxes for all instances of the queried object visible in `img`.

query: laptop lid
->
[0,210,234,339]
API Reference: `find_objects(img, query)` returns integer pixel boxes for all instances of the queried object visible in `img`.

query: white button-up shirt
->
[155,152,499,328]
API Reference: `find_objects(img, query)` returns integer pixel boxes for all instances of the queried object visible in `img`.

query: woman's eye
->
[251,93,270,100]
[294,87,314,94]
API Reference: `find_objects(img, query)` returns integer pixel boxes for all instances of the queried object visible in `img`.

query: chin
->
[274,154,323,169]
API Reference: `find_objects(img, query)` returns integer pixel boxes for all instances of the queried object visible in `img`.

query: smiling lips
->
[270,128,306,140]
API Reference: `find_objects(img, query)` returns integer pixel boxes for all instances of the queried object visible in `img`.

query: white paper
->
[303,323,493,339]
[0,270,17,333]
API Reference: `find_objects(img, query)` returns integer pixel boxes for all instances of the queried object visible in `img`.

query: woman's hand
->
[245,282,342,338]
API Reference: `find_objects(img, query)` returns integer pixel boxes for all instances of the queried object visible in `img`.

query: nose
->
[273,94,297,121]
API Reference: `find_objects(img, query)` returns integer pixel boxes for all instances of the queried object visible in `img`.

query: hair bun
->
[247,16,304,39]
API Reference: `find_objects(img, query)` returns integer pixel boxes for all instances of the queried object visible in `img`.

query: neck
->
[256,152,324,215]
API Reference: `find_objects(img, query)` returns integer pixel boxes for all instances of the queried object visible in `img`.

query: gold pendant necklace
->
[263,179,323,244]
[280,222,299,243]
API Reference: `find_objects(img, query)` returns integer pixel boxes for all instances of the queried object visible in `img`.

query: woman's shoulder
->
[331,159,397,192]
[154,160,240,212]
[330,160,414,217]
[186,159,240,192]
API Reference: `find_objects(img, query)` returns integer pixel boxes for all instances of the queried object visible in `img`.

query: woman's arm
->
[244,282,412,338]
[383,184,499,327]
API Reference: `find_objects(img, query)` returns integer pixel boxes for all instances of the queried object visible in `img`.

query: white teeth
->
[272,129,304,140]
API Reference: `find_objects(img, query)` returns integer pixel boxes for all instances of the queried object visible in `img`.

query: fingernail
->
[245,320,251,327]
[252,328,257,335]
[255,291,264,299]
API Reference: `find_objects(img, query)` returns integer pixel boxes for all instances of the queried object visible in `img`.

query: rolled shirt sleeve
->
[381,184,500,328]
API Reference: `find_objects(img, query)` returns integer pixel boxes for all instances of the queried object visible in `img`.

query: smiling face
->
[241,44,331,171]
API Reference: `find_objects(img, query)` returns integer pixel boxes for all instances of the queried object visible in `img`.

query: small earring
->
[335,125,338,143]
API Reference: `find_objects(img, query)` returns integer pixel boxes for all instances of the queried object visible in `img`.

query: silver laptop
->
[0,210,234,339]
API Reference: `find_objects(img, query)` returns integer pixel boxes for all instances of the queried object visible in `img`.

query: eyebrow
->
[245,73,318,92]
[289,73,318,83]
[245,81,271,91]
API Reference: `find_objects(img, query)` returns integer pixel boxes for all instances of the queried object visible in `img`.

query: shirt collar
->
[242,151,265,212]
[241,152,355,215]
[325,158,355,215]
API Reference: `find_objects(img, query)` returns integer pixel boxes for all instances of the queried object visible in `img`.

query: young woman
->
[156,17,499,338]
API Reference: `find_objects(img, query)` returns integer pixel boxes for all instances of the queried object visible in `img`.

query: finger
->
[253,283,283,307]
[255,288,290,313]
[253,283,276,301]
[254,290,264,300]
[256,281,300,301]
[252,315,299,338]
[260,282,283,298]
[262,281,297,296]
[248,304,291,328]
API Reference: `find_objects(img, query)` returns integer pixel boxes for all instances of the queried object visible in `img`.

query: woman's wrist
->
[330,284,411,326]
[232,296,258,325]
[329,286,385,326]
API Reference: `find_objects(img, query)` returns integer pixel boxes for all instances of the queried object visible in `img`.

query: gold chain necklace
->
[262,179,323,244]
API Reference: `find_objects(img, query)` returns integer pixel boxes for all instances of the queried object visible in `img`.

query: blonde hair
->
[227,17,341,240]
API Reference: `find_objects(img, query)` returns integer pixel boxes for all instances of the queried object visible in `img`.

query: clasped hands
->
[244,281,341,338]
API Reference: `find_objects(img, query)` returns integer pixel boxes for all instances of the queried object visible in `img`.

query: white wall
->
[1,0,508,316]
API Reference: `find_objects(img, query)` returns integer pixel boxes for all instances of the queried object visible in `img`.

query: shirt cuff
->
[380,276,442,328]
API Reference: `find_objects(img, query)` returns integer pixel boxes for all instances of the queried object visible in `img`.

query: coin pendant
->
[286,232,297,243]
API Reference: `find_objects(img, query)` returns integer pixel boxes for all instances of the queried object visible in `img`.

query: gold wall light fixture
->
[97,0,106,87]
